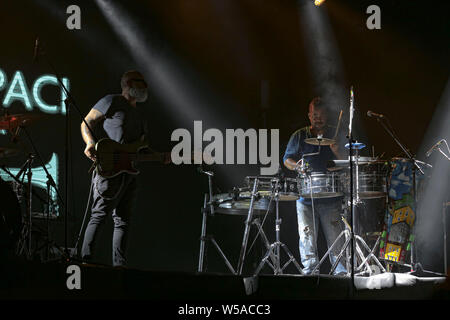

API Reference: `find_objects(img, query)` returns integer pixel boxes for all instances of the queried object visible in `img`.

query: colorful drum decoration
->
[379,158,416,265]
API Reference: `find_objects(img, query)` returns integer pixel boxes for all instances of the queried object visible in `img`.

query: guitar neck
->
[134,152,165,162]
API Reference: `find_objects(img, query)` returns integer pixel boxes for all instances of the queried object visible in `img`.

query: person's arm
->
[283,130,302,171]
[330,143,345,160]
[284,158,300,171]
[81,108,104,161]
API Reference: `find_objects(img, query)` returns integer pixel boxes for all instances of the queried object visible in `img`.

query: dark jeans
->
[81,172,137,266]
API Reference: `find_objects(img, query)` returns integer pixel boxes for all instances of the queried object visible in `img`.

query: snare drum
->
[297,172,343,199]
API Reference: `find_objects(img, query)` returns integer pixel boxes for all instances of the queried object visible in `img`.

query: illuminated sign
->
[0,67,67,216]
[0,68,70,115]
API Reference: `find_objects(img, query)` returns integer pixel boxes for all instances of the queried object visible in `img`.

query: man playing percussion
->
[283,97,347,275]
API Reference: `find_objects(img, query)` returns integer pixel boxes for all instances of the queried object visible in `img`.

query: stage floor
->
[1,259,449,301]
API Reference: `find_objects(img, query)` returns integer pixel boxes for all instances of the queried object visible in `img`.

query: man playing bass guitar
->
[80,70,167,267]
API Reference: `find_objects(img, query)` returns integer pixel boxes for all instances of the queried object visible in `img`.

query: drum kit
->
[0,112,61,261]
[197,133,436,277]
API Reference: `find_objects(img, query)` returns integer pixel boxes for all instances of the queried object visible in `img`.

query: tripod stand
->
[312,209,386,276]
[253,181,303,275]
[15,153,34,259]
[198,172,278,274]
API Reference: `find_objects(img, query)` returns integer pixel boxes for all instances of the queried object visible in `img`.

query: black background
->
[0,0,449,273]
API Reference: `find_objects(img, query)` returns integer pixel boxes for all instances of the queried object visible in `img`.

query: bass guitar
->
[94,138,170,178]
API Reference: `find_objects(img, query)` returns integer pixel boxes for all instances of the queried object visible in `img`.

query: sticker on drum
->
[298,172,343,199]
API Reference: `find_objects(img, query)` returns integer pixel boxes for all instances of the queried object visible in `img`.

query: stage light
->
[94,0,258,185]
[297,0,348,133]
[94,0,212,125]
[415,78,450,272]
[314,0,326,7]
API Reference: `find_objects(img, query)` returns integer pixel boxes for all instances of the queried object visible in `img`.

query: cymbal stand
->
[253,179,304,275]
[15,153,34,259]
[197,168,235,274]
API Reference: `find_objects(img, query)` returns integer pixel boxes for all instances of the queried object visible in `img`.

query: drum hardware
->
[237,175,293,274]
[304,137,336,146]
[1,120,63,261]
[237,177,262,275]
[253,178,304,276]
[197,167,236,273]
[312,215,386,276]
[15,153,35,259]
[324,129,386,278]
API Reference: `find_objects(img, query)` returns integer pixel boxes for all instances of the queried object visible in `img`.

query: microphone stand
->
[36,39,98,262]
[371,115,427,273]
[347,86,355,297]
[374,117,424,175]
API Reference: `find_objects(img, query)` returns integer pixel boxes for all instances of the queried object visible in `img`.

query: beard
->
[129,87,148,103]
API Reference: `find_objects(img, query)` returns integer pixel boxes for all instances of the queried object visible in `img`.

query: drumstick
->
[332,110,343,140]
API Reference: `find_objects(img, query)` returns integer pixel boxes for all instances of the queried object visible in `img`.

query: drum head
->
[213,193,273,216]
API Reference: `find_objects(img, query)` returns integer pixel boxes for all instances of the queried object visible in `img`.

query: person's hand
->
[294,159,305,174]
[84,143,96,161]
[163,152,172,164]
[330,143,344,159]
[330,143,339,153]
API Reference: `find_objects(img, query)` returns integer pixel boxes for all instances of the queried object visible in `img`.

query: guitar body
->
[95,138,148,178]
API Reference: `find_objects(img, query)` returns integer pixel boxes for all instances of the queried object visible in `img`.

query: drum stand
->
[197,169,235,274]
[253,189,304,275]
[312,211,386,276]
[236,177,280,275]
[198,174,276,274]
[198,193,236,274]
[15,153,34,259]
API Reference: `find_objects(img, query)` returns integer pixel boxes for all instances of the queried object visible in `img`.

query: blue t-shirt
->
[92,94,148,144]
[283,126,340,204]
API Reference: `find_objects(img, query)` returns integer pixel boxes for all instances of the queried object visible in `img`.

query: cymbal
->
[0,147,21,159]
[0,114,42,130]
[304,137,336,146]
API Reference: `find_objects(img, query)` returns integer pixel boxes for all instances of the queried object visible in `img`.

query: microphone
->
[367,110,384,119]
[425,139,444,157]
[33,37,40,62]
[197,166,214,176]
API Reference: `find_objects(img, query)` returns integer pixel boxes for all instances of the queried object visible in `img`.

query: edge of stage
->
[1,259,450,301]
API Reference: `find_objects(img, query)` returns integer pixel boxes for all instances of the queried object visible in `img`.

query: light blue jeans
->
[296,199,347,275]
